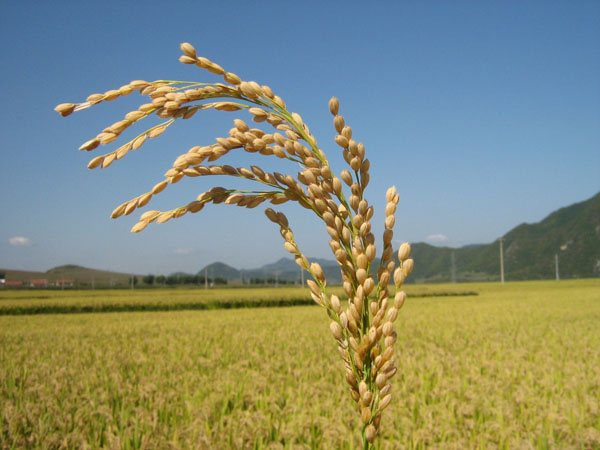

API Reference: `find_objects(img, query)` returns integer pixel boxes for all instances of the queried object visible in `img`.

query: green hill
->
[197,258,343,285]
[1,265,139,288]
[408,192,600,282]
[3,193,597,287]
[245,257,342,284]
[198,262,241,281]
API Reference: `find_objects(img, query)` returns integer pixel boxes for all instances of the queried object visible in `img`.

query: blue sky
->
[1,1,598,275]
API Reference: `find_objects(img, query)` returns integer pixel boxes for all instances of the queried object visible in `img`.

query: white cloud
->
[173,248,194,255]
[9,236,33,247]
[426,234,449,243]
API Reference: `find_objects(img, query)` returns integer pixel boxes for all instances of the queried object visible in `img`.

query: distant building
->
[30,279,48,288]
[0,278,5,287]
[4,281,23,287]
[55,280,74,287]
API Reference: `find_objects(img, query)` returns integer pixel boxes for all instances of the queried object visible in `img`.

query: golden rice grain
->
[110,203,127,219]
[329,97,339,115]
[76,140,99,154]
[148,125,167,138]
[332,117,344,136]
[155,212,173,224]
[273,95,286,109]
[365,424,377,443]
[130,220,148,233]
[361,406,372,424]
[335,135,349,148]
[86,93,104,102]
[397,242,411,261]
[54,103,76,117]
[152,180,168,195]
[115,146,129,160]
[179,55,196,65]
[87,155,104,169]
[103,90,121,101]
[402,259,414,276]
[330,321,343,340]
[180,42,197,58]
[101,153,116,168]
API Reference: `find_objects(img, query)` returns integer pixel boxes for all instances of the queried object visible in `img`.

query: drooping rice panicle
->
[56,41,414,449]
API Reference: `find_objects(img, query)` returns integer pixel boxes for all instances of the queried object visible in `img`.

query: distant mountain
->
[199,258,344,284]
[408,192,600,282]
[257,257,301,273]
[3,193,597,287]
[198,262,240,280]
[1,265,139,288]
[499,191,599,280]
[245,258,302,283]
[201,192,599,284]
[252,257,341,284]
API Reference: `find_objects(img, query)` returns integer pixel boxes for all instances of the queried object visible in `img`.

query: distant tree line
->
[248,277,294,285]
[142,273,227,286]
[140,274,297,287]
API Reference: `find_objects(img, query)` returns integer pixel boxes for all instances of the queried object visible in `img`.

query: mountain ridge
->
[3,192,598,285]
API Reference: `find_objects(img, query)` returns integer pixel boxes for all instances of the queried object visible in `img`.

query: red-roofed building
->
[4,281,23,287]
[30,279,48,288]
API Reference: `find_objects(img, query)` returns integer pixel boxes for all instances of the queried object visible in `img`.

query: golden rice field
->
[0,287,321,315]
[0,285,474,315]
[1,279,599,449]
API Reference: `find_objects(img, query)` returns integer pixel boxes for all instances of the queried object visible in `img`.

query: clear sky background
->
[1,1,598,275]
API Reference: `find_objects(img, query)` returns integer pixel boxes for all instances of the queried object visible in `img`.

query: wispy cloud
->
[426,234,448,243]
[173,248,194,255]
[9,236,33,247]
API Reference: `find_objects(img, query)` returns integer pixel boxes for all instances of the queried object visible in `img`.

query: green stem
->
[362,425,370,450]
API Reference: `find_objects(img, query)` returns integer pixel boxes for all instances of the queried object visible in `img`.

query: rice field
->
[1,279,599,449]
[0,285,475,315]
[0,287,320,315]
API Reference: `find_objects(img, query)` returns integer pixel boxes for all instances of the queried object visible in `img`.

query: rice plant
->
[56,42,414,448]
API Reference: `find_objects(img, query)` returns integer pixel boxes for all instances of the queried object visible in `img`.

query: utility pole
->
[499,238,505,285]
[300,267,304,287]
[450,251,456,284]
[555,253,560,281]
[205,267,208,290]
